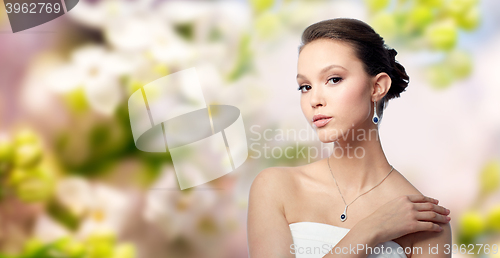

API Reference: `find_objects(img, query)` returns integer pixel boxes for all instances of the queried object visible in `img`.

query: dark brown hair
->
[298,18,409,121]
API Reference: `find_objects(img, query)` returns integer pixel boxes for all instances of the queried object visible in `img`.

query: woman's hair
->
[298,18,409,121]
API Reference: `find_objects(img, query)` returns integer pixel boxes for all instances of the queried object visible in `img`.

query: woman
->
[247,18,452,258]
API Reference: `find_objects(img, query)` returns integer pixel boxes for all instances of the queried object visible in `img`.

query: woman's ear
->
[371,72,392,102]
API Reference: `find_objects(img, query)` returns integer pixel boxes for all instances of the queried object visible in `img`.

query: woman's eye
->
[297,85,311,93]
[328,77,342,84]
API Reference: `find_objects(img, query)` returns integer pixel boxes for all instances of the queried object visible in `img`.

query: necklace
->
[327,157,394,222]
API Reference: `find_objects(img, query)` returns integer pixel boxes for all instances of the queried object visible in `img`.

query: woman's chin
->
[316,130,340,143]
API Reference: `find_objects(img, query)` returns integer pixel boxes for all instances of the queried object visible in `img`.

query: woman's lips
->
[313,117,333,128]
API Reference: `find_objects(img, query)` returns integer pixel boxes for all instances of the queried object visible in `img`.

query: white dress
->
[289,222,407,258]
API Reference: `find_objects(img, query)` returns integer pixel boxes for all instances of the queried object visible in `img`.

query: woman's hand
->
[356,195,451,244]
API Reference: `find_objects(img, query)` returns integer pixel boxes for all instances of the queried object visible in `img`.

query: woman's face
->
[297,38,375,143]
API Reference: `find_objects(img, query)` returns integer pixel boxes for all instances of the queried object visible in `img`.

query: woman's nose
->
[310,86,325,108]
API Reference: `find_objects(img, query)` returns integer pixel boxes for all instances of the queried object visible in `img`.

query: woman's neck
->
[326,130,392,198]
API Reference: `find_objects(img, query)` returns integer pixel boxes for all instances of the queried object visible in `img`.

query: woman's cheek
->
[334,97,363,124]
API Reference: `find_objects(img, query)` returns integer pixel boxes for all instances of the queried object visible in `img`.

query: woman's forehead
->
[297,39,361,77]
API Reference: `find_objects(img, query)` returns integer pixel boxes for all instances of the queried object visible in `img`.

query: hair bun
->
[386,48,409,100]
[388,48,398,59]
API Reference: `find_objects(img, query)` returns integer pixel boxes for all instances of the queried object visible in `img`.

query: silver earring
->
[372,101,379,124]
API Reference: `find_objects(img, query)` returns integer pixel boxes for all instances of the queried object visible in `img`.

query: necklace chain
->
[327,156,394,209]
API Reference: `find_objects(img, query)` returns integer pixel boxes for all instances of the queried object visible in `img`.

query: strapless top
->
[289,222,407,258]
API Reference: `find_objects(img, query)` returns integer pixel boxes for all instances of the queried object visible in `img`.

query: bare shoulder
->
[250,166,299,190]
[250,158,332,194]
[247,166,304,257]
[388,169,452,257]
[249,166,300,207]
[385,169,423,196]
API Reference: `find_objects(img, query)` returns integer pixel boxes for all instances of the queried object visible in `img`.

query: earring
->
[372,101,379,124]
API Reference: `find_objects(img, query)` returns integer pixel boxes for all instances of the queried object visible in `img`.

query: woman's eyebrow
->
[296,64,347,80]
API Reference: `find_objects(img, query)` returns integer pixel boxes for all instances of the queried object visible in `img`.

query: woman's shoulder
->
[251,165,303,190]
[385,168,423,196]
[386,169,453,254]
[249,164,312,200]
[248,165,303,216]
[252,164,425,197]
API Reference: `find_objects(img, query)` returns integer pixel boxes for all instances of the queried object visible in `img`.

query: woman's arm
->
[247,167,295,257]
[247,167,381,258]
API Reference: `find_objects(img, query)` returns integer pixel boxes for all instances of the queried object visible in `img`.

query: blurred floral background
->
[0,0,499,257]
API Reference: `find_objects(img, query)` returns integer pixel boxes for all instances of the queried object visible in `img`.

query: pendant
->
[340,205,347,222]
